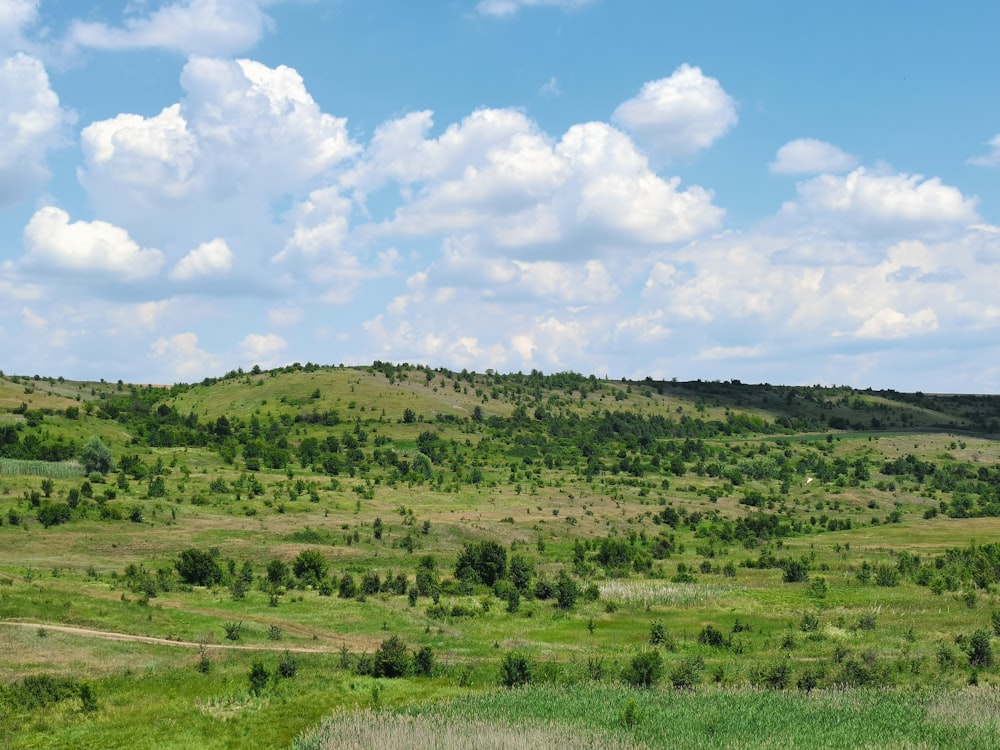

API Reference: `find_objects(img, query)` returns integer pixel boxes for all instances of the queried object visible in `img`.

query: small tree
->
[292,549,328,585]
[622,650,663,689]
[499,651,532,688]
[175,548,223,587]
[81,436,114,475]
[966,629,993,668]
[248,660,269,696]
[373,635,410,678]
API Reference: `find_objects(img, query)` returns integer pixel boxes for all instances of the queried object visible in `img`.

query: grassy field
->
[1,364,999,748]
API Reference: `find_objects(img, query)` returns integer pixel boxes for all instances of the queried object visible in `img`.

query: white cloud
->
[170,238,233,280]
[0,0,38,53]
[539,76,560,97]
[150,332,222,380]
[612,64,737,161]
[240,332,288,367]
[0,53,73,206]
[779,167,979,238]
[267,305,303,326]
[81,103,200,203]
[23,206,164,281]
[968,133,1000,167]
[476,0,595,18]
[770,138,858,175]
[362,110,722,253]
[70,0,273,57]
[855,307,938,339]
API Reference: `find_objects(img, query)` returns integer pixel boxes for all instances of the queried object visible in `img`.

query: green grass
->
[296,684,1000,750]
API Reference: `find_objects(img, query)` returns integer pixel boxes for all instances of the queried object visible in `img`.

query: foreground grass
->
[296,684,1000,750]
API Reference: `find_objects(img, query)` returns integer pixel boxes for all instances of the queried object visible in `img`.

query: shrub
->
[622,650,663,689]
[373,635,410,678]
[292,549,328,584]
[555,571,579,610]
[248,660,269,696]
[81,436,114,475]
[175,548,223,587]
[499,651,532,687]
[669,655,704,690]
[277,650,298,679]
[413,645,435,676]
[698,624,727,648]
[965,629,993,668]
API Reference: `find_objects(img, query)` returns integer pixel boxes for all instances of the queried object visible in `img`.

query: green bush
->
[373,635,411,678]
[499,651,533,687]
[622,650,663,689]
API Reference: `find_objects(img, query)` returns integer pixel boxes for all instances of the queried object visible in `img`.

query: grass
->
[295,684,1000,750]
[1,364,1000,747]
[0,459,83,479]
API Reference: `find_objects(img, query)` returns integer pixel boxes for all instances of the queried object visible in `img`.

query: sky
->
[2,1,1000,392]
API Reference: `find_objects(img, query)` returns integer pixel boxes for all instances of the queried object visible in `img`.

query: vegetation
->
[2,363,1000,748]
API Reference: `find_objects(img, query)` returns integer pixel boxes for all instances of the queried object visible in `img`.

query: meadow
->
[1,364,999,748]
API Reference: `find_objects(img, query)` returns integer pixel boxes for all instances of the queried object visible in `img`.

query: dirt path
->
[0,621,360,653]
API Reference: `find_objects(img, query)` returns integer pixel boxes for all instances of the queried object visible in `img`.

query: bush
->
[455,541,507,587]
[499,651,533,687]
[175,548,223,586]
[277,650,298,678]
[292,549,328,584]
[81,436,113,475]
[965,629,993,668]
[249,660,269,696]
[413,645,435,676]
[698,624,727,648]
[669,655,704,690]
[622,650,663,689]
[373,635,411,678]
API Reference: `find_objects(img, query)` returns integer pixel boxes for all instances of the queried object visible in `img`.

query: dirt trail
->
[0,621,367,653]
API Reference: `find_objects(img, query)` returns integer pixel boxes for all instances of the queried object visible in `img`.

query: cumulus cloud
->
[82,57,357,220]
[612,64,737,161]
[476,0,595,18]
[0,53,73,206]
[358,109,722,255]
[770,138,858,175]
[169,238,233,280]
[69,0,273,57]
[23,206,164,280]
[855,307,938,339]
[778,167,979,239]
[0,0,38,53]
[81,103,200,203]
[240,332,288,367]
[968,133,1000,167]
[150,332,222,380]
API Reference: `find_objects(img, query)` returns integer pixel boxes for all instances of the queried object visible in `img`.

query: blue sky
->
[2,0,999,391]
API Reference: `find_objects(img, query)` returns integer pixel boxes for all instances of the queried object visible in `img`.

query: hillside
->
[1,363,1000,749]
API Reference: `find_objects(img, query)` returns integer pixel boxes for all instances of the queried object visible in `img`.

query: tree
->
[622,650,663,689]
[373,635,410,678]
[966,629,993,668]
[266,558,289,587]
[81,436,113,475]
[555,570,579,610]
[175,548,223,587]
[292,549,328,585]
[248,660,269,696]
[455,541,507,587]
[499,651,532,687]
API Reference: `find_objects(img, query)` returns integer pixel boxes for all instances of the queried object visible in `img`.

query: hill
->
[1,363,999,748]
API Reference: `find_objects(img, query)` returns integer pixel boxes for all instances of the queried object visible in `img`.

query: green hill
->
[1,363,999,749]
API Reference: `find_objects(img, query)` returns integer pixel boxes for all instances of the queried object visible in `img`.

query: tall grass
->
[293,708,650,750]
[599,580,736,608]
[296,685,1000,750]
[0,459,83,479]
